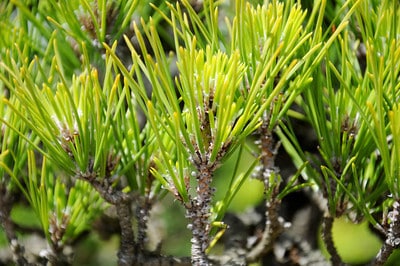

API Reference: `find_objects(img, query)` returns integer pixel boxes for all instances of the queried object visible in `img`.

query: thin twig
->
[246,185,283,262]
[246,116,284,262]
[44,211,73,265]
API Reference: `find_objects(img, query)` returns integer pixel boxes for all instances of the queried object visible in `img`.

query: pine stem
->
[246,184,282,262]
[47,211,72,265]
[187,162,214,266]
[77,170,136,266]
[375,200,400,266]
[322,216,343,266]
[136,196,152,253]
[116,201,136,266]
[246,119,283,262]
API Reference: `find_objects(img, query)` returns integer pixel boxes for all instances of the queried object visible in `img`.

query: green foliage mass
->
[0,0,399,265]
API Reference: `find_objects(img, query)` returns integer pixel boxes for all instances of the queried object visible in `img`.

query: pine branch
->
[375,200,400,266]
[116,201,136,266]
[322,215,343,266]
[135,194,153,253]
[76,170,136,266]
[246,185,283,262]
[246,118,284,262]
[186,159,217,266]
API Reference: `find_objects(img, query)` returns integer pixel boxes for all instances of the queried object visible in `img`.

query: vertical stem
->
[259,116,278,173]
[246,185,282,262]
[116,201,136,266]
[375,243,394,266]
[136,196,151,253]
[247,120,283,262]
[136,167,156,253]
[78,171,136,266]
[47,211,72,265]
[322,216,343,266]
[375,200,400,266]
[187,163,214,266]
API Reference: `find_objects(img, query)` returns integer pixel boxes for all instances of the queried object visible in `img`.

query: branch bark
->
[186,161,215,266]
[322,215,343,266]
[246,116,284,262]
[115,200,136,266]
[77,171,136,266]
[375,200,400,266]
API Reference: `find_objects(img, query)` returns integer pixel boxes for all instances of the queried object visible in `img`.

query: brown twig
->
[246,115,284,262]
[77,170,136,266]
[246,185,283,262]
[42,211,73,265]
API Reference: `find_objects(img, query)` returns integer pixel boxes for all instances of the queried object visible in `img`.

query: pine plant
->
[0,0,399,265]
